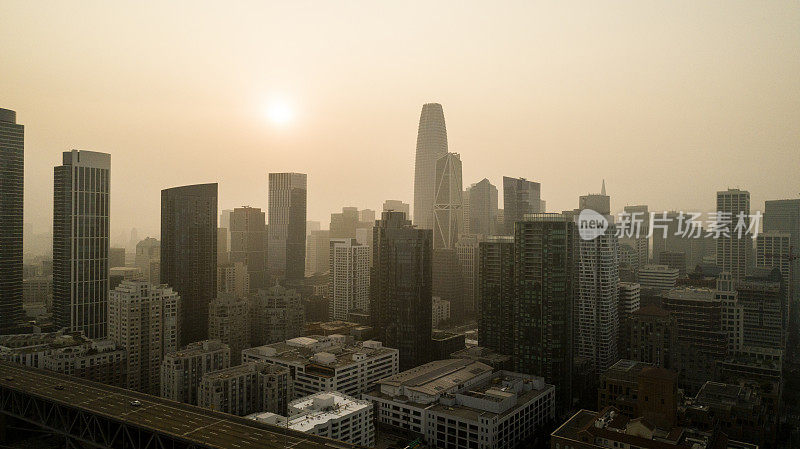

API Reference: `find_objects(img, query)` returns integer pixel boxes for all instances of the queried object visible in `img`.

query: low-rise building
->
[638,265,679,291]
[248,391,374,447]
[242,335,398,399]
[198,361,292,416]
[160,340,230,405]
[364,359,555,449]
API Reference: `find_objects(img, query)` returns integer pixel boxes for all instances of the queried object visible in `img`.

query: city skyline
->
[2,2,799,240]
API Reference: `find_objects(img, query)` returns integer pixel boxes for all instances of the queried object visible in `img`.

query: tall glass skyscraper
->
[433,152,462,250]
[502,176,541,235]
[161,183,217,346]
[0,108,24,333]
[229,206,269,290]
[268,173,307,281]
[413,103,448,230]
[53,150,111,339]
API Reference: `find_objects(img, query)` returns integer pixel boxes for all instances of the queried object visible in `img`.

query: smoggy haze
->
[2,1,799,242]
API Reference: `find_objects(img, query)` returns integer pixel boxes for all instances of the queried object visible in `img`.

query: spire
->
[601,179,606,196]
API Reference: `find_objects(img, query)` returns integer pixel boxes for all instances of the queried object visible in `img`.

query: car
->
[54,385,65,390]
[130,400,142,407]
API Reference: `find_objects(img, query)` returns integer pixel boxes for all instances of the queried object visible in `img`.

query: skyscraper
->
[716,189,750,281]
[108,280,180,394]
[268,173,307,280]
[330,207,360,239]
[382,199,410,220]
[764,199,800,304]
[0,108,24,333]
[53,150,110,339]
[371,211,432,370]
[455,234,483,314]
[502,176,541,235]
[620,205,649,269]
[478,236,515,356]
[329,238,370,320]
[412,103,448,230]
[208,292,250,365]
[433,152,462,249]
[229,206,269,290]
[756,231,792,320]
[464,178,498,237]
[161,183,217,346]
[514,213,577,413]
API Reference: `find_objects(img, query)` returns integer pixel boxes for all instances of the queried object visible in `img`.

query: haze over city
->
[2,0,799,242]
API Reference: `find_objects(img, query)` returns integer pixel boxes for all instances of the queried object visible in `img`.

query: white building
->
[242,335,398,399]
[160,340,230,405]
[108,280,180,394]
[618,282,641,317]
[638,264,679,290]
[329,238,370,320]
[248,391,374,447]
[363,359,555,449]
[432,296,450,328]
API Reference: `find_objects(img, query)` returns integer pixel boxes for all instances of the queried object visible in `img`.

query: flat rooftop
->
[378,359,492,397]
[0,362,357,449]
[243,336,396,369]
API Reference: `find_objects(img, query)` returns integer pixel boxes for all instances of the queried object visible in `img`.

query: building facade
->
[0,108,24,333]
[268,172,307,280]
[229,206,269,290]
[198,361,293,416]
[208,292,250,365]
[249,283,304,346]
[502,176,541,235]
[329,238,370,320]
[160,340,230,405]
[413,103,448,230]
[716,189,750,281]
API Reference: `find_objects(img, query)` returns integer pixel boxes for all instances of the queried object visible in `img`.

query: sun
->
[265,100,294,126]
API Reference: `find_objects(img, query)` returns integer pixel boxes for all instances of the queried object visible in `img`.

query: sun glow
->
[265,99,295,126]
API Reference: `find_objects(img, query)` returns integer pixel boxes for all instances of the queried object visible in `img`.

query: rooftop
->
[242,335,396,369]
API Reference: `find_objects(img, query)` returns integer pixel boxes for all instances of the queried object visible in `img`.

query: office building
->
[433,152,462,249]
[242,335,398,399]
[248,391,375,447]
[229,206,269,290]
[619,205,649,269]
[0,108,24,333]
[764,199,800,303]
[305,229,330,275]
[638,264,679,290]
[478,236,515,356]
[268,173,307,280]
[464,178,498,236]
[108,280,180,394]
[161,183,217,346]
[53,150,111,339]
[502,176,541,234]
[455,234,482,314]
[217,261,250,298]
[329,238,370,320]
[370,211,432,370]
[198,362,293,416]
[109,247,125,268]
[208,292,250,365]
[514,214,576,413]
[432,248,463,319]
[413,103,448,230]
[755,231,792,320]
[217,227,229,265]
[624,305,677,369]
[134,237,160,283]
[382,199,410,220]
[363,359,555,449]
[160,340,230,405]
[432,296,450,328]
[716,189,750,281]
[736,267,784,350]
[618,282,641,317]
[249,283,304,346]
[658,251,687,277]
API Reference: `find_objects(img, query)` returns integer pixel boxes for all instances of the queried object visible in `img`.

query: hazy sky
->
[2,1,799,243]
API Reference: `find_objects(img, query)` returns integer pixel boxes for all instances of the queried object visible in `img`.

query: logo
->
[578,209,608,241]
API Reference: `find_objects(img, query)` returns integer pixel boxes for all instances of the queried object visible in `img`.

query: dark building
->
[431,248,463,319]
[478,236,515,356]
[430,330,466,360]
[0,108,24,333]
[658,251,687,277]
[329,207,360,239]
[514,213,576,414]
[502,176,541,235]
[624,304,677,369]
[464,178,498,236]
[109,247,126,268]
[161,183,217,346]
[737,267,785,349]
[229,206,269,290]
[370,211,432,371]
[53,150,110,339]
[268,173,307,281]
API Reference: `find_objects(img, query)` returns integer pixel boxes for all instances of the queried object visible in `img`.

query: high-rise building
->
[53,150,111,339]
[624,305,677,369]
[0,108,24,333]
[305,229,330,275]
[432,248,463,318]
[433,152,462,249]
[220,209,233,250]
[108,280,180,394]
[618,282,641,317]
[716,189,750,281]
[161,183,217,347]
[382,199,410,220]
[249,284,304,346]
[229,206,269,290]
[330,207,360,239]
[109,247,126,268]
[160,340,230,405]
[412,103,448,230]
[134,237,160,283]
[502,177,541,235]
[455,234,482,314]
[199,362,292,416]
[620,205,649,269]
[637,264,679,290]
[478,236,515,356]
[359,209,376,224]
[217,227,229,265]
[756,231,792,320]
[329,238,370,320]
[370,211,432,370]
[208,292,250,365]
[764,199,800,303]
[464,178,498,236]
[736,267,785,350]
[514,213,576,413]
[217,261,250,298]
[268,173,307,280]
